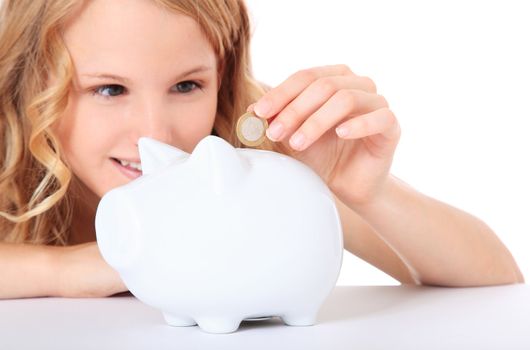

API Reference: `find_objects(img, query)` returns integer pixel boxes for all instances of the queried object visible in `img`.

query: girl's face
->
[54,0,219,199]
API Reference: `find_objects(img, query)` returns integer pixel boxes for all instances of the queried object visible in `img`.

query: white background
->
[247,0,530,285]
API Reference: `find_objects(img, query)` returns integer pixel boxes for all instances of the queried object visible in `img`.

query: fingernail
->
[266,122,284,141]
[254,99,271,117]
[336,126,349,138]
[290,131,306,150]
[246,103,256,112]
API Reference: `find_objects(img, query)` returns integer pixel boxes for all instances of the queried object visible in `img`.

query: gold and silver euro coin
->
[236,112,269,147]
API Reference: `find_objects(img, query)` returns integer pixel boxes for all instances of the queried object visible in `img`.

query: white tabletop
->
[1,284,529,350]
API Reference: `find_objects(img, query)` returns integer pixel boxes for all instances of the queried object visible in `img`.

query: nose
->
[131,98,173,146]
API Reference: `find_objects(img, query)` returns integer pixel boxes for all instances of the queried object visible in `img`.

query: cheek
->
[71,119,107,147]
[57,102,116,160]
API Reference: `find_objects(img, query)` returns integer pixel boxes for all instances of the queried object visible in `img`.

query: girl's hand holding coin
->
[248,64,401,207]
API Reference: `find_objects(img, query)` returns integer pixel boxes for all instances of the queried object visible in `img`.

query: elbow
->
[514,265,525,284]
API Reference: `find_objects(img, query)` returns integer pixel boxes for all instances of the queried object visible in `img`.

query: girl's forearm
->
[343,174,524,287]
[0,242,59,299]
[0,241,127,299]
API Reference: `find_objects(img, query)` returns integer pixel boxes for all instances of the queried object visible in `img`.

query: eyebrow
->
[80,65,214,83]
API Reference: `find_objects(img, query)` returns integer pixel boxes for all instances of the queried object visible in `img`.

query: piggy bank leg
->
[163,313,197,327]
[281,311,318,327]
[195,317,242,334]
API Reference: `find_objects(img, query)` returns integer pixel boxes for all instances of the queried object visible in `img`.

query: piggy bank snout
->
[95,191,141,270]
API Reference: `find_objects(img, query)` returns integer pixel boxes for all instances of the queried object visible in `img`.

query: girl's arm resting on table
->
[335,174,524,287]
[334,194,418,284]
[0,242,58,299]
[0,241,127,299]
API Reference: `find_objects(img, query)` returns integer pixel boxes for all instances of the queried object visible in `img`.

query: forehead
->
[61,0,216,73]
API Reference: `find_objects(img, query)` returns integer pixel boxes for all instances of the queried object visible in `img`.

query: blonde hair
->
[0,0,290,246]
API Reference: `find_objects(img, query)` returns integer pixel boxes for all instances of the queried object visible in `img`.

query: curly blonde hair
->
[0,0,289,246]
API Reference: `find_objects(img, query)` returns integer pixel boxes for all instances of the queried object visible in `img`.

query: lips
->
[111,158,142,179]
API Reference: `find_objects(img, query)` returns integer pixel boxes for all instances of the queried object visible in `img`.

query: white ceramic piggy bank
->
[95,135,343,334]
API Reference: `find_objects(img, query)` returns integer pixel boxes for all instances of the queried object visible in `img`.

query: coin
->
[236,111,269,147]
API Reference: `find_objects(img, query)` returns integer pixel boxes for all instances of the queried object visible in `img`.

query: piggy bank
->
[95,135,343,334]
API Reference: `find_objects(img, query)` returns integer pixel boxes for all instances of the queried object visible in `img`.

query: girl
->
[0,0,524,299]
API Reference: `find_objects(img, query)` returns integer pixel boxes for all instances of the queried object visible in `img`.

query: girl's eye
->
[173,81,201,93]
[91,81,201,99]
[93,84,125,98]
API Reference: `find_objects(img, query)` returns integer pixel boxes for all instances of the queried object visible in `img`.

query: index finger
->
[253,64,353,119]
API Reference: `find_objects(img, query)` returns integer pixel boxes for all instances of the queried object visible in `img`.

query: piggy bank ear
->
[188,135,249,195]
[95,190,140,271]
[138,137,189,176]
